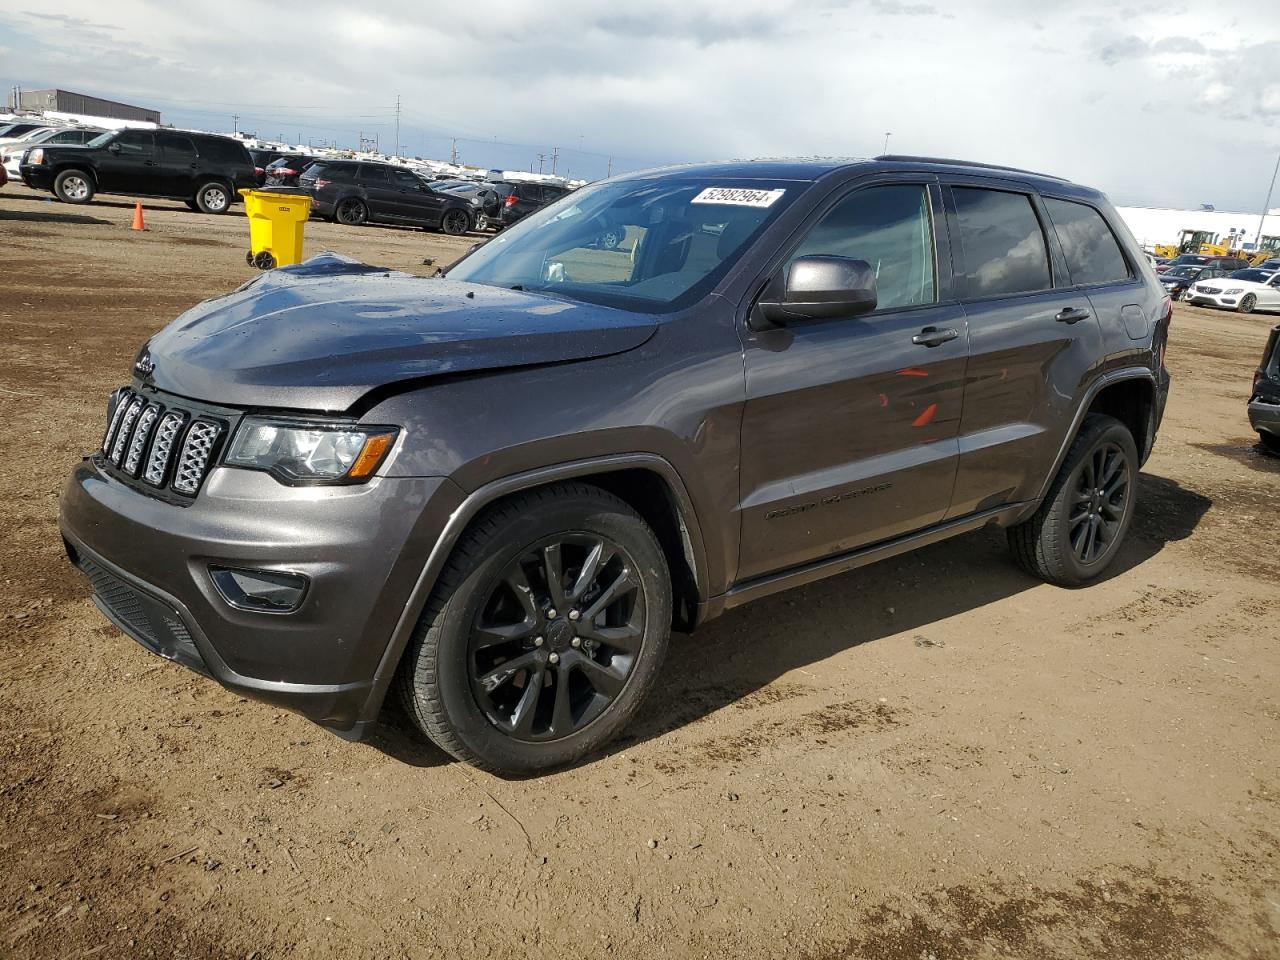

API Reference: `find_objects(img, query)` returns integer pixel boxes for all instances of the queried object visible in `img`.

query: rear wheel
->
[195,181,232,214]
[1007,414,1138,586]
[1259,432,1280,456]
[53,169,93,204]
[1237,294,1257,314]
[397,482,672,774]
[335,198,367,225]
[440,208,470,236]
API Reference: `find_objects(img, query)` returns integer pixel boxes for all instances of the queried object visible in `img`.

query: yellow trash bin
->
[239,189,312,270]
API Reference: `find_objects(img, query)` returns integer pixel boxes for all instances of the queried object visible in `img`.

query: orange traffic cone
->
[131,202,146,231]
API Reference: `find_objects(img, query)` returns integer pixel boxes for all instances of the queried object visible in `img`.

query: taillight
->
[314,178,330,189]
[504,194,518,208]
[279,167,297,177]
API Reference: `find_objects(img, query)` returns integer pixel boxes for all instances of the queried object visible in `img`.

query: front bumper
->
[1249,397,1280,437]
[1184,290,1239,309]
[19,164,52,190]
[59,455,463,735]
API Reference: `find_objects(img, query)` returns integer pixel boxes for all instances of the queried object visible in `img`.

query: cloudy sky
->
[1,1,1277,210]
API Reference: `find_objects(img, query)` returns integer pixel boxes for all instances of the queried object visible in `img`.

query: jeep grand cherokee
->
[60,156,1171,774]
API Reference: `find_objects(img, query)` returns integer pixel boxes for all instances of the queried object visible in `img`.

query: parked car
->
[2,127,102,179]
[1184,269,1280,313]
[282,159,474,233]
[20,128,256,213]
[1158,264,1227,301]
[1257,258,1280,271]
[60,157,1170,774]
[0,163,7,190]
[480,179,573,230]
[1156,254,1248,274]
[262,155,318,187]
[1249,324,1280,455]
[0,125,57,153]
[0,121,50,144]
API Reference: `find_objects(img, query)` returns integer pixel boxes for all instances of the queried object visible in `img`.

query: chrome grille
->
[99,388,226,498]
[123,405,159,475]
[109,397,145,465]
[173,420,221,494]
[1201,286,1221,295]
[144,411,185,487]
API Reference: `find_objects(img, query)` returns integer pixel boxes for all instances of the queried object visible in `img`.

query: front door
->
[737,180,968,582]
[391,168,441,224]
[96,130,157,195]
[942,183,1103,516]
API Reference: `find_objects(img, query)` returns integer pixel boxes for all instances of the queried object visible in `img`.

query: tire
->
[185,198,200,212]
[334,197,368,226]
[53,169,94,204]
[397,482,672,774]
[1259,432,1280,456]
[1007,414,1139,587]
[194,181,232,214]
[1237,294,1257,314]
[440,208,470,236]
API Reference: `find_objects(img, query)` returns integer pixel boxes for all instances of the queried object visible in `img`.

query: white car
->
[1184,268,1280,314]
[1,127,102,179]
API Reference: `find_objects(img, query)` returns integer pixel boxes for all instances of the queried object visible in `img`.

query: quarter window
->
[787,184,937,310]
[952,187,1051,298]
[1043,198,1131,285]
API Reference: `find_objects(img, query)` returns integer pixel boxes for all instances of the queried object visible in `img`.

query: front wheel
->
[397,482,672,774]
[53,169,94,204]
[1007,414,1139,586]
[1237,294,1257,314]
[1259,432,1280,456]
[440,208,470,236]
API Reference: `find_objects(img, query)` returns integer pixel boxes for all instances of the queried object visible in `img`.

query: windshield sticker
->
[690,187,785,208]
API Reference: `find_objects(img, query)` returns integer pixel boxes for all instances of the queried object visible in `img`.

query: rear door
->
[737,178,968,581]
[96,130,157,195]
[156,132,199,198]
[942,180,1103,516]
[357,164,396,221]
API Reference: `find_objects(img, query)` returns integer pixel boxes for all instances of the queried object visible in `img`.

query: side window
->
[786,184,936,311]
[157,133,197,164]
[113,131,154,156]
[1042,198,1131,285]
[392,169,421,188]
[522,185,544,202]
[951,187,1051,298]
[359,164,390,184]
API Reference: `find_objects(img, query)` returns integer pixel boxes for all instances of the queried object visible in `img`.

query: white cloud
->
[1,0,1278,207]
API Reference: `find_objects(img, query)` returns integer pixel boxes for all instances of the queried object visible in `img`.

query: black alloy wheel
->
[336,198,368,225]
[468,535,644,742]
[441,208,470,235]
[1066,441,1130,565]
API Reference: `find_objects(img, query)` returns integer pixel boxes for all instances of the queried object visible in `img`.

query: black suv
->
[262,154,317,187]
[20,128,256,213]
[479,179,573,230]
[60,157,1170,774]
[283,160,474,233]
[1250,324,1280,455]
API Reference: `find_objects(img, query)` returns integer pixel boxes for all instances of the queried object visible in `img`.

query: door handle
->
[912,326,959,347]
[1056,306,1091,324]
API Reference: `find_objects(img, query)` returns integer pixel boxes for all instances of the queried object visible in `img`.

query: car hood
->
[143,252,658,412]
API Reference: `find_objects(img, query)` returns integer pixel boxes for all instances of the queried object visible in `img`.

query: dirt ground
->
[1,181,1277,960]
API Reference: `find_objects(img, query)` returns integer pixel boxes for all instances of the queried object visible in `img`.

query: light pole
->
[1254,151,1280,250]
[883,132,891,155]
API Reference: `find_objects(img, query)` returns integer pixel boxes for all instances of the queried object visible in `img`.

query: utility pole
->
[450,138,458,165]
[1254,152,1280,249]
[394,94,401,159]
[233,114,240,135]
[883,132,891,154]
[536,153,546,173]
[551,146,559,175]
[607,157,613,178]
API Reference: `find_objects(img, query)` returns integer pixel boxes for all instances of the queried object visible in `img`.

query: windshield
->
[1164,267,1201,278]
[86,131,116,148]
[446,177,800,312]
[1229,269,1273,284]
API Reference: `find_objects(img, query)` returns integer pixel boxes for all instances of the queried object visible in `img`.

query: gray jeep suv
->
[60,156,1171,774]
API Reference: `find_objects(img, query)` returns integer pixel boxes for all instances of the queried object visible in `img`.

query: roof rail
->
[874,154,1069,182]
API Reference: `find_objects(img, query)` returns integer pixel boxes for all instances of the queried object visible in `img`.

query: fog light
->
[210,566,308,613]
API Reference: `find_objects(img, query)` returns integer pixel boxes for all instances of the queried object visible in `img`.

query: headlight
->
[26,147,43,165]
[225,417,397,484]
[1224,288,1243,294]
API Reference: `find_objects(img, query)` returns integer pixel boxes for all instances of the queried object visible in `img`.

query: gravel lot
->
[1,182,1277,960]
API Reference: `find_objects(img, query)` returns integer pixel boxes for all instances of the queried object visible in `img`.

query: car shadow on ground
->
[0,207,110,226]
[362,473,1211,773]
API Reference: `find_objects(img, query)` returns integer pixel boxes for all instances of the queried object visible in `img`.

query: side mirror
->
[755,255,878,326]
[107,142,121,154]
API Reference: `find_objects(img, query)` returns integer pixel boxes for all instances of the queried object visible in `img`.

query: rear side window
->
[157,133,197,164]
[358,164,390,183]
[952,187,1052,298]
[1042,198,1131,285]
[788,184,937,311]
